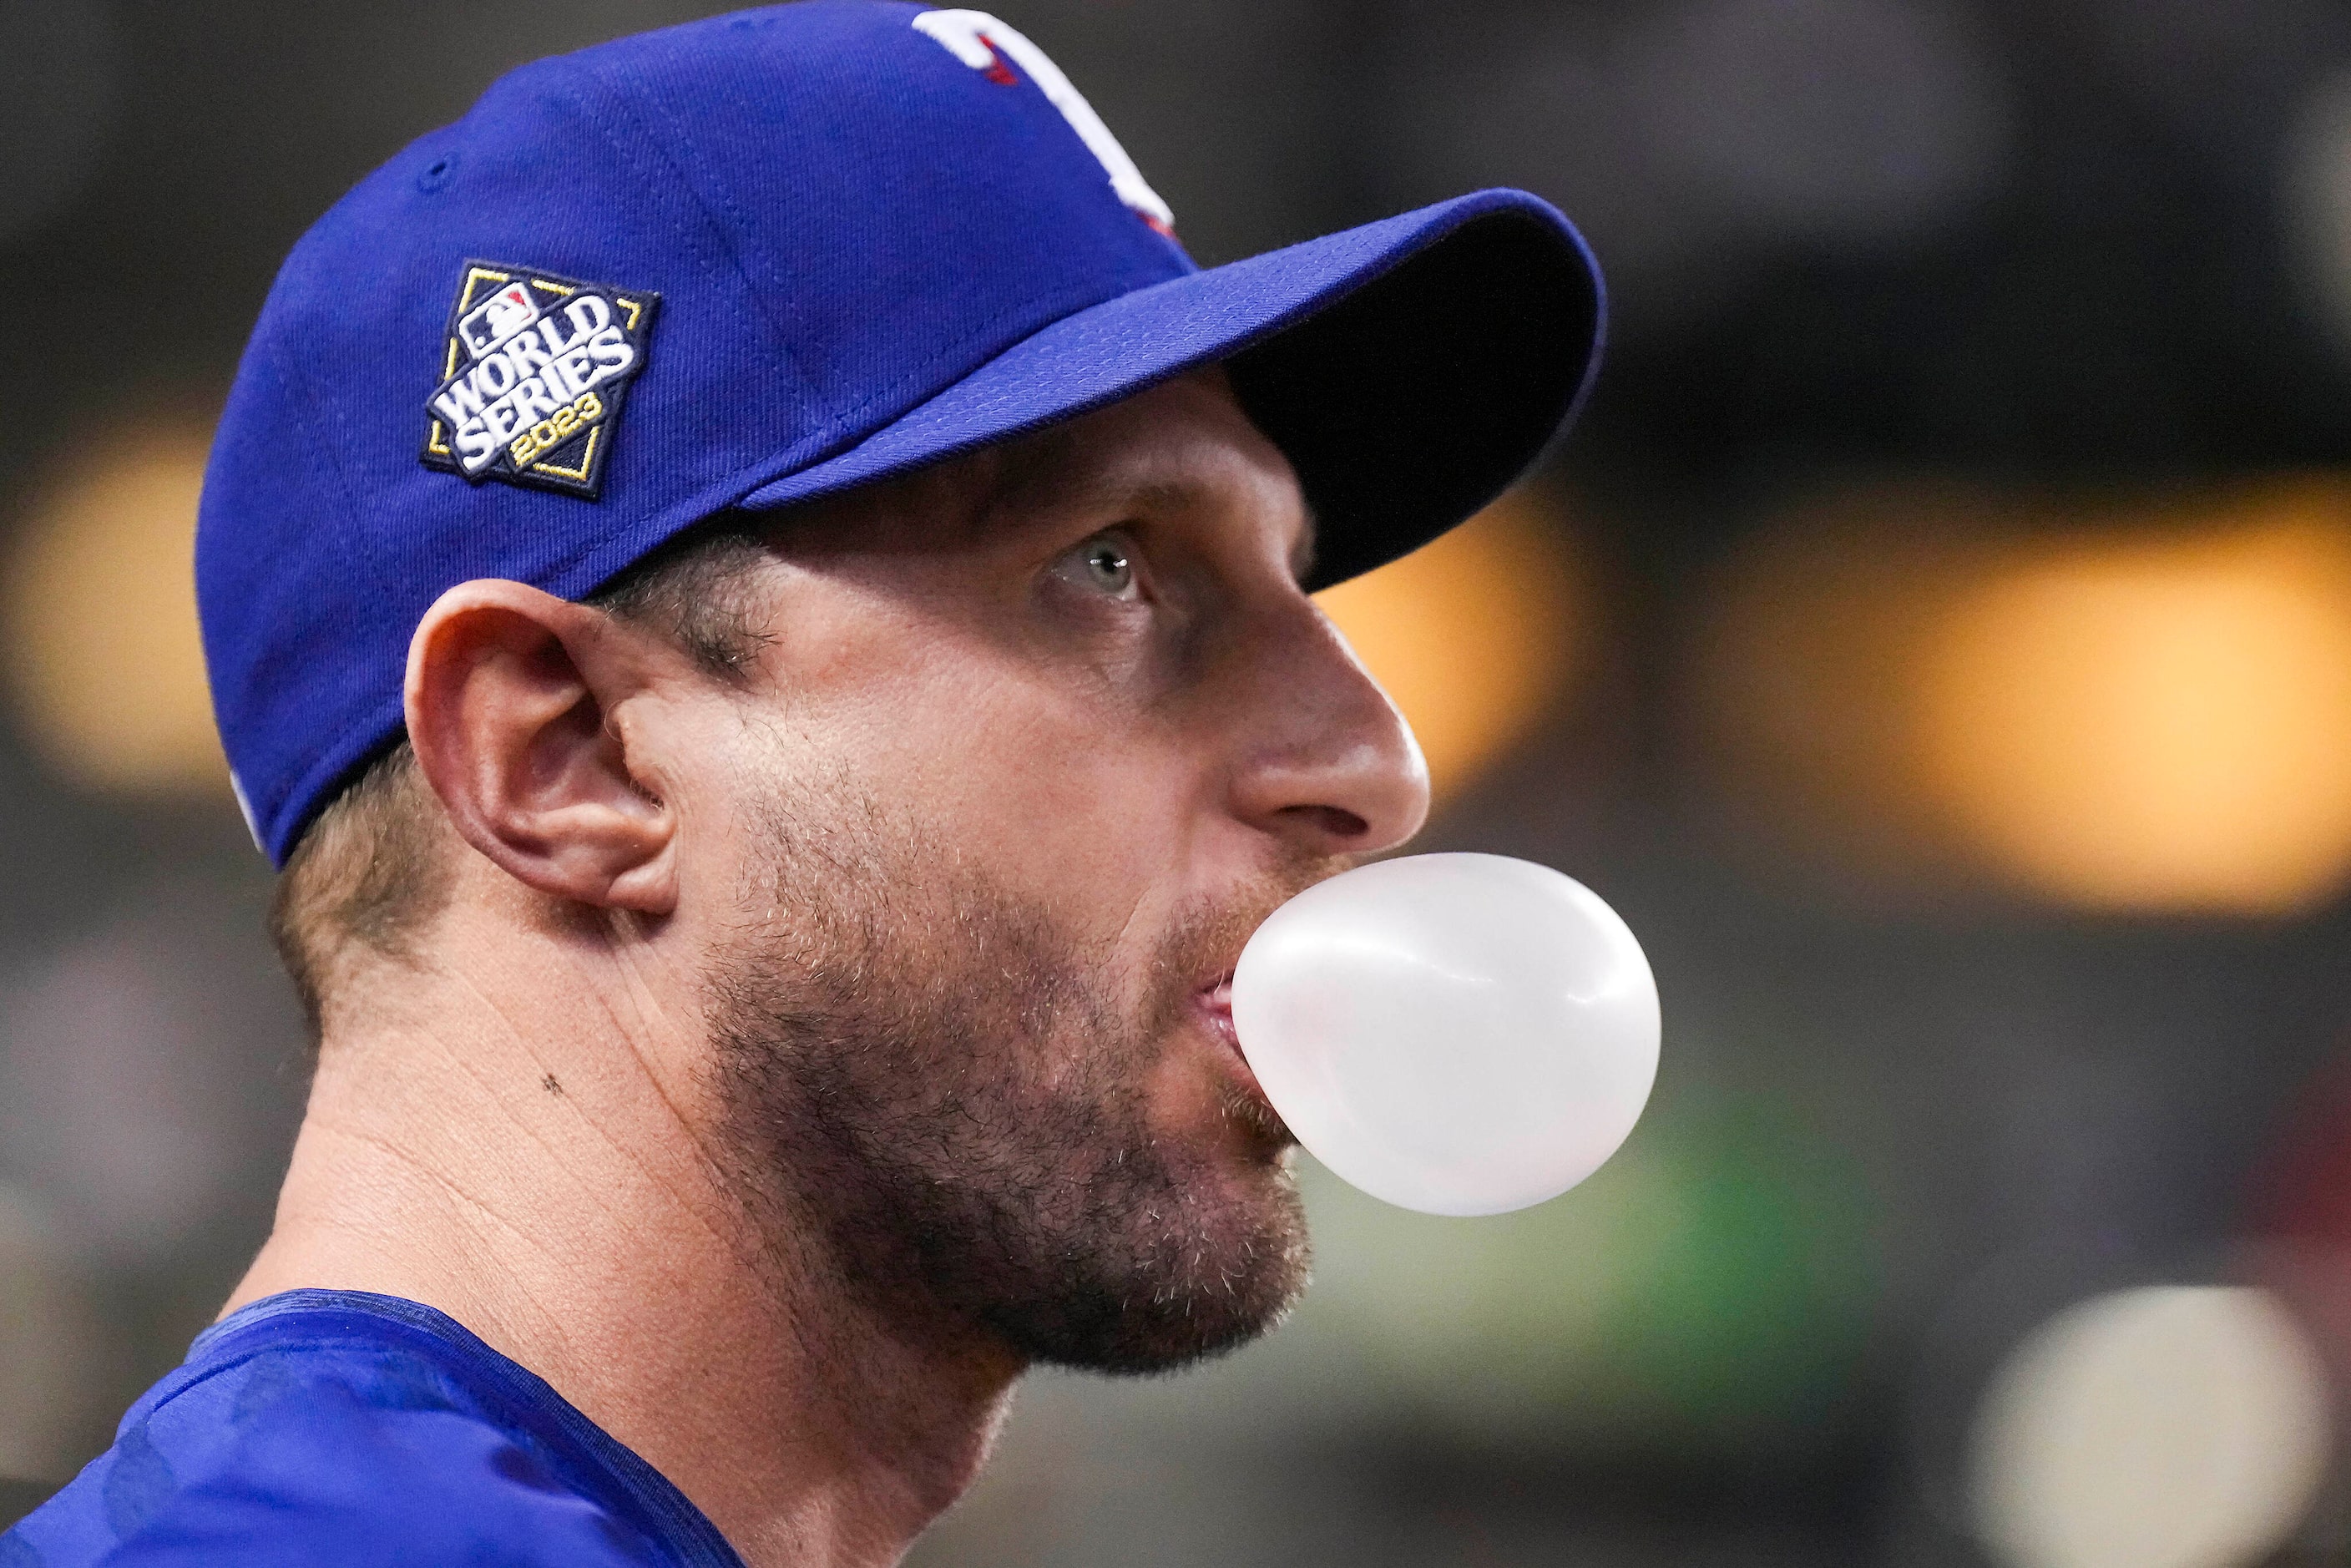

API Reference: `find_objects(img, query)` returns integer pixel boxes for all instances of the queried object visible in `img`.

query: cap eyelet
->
[417,154,458,193]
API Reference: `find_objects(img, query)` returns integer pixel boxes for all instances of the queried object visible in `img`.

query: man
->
[3,3,1600,1564]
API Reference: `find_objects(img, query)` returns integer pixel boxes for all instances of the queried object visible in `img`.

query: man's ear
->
[404,579,678,913]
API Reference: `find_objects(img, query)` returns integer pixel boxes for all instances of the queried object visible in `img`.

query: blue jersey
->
[2,1290,744,1566]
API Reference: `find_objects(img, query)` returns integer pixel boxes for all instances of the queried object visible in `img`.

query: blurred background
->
[8,0,2351,1564]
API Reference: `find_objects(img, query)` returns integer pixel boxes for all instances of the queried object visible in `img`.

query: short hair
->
[270,516,776,1034]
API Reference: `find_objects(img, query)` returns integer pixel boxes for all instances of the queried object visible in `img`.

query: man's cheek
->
[921,726,1181,878]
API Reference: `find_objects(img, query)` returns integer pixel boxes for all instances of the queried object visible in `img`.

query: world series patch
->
[421,261,659,499]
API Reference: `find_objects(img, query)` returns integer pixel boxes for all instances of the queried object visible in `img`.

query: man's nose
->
[1222,599,1432,857]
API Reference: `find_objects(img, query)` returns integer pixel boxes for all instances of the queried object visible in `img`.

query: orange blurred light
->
[1694,479,2351,914]
[1917,511,2351,914]
[2,422,226,797]
[1314,486,1585,802]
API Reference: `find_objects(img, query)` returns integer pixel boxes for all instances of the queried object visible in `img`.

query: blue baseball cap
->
[197,1,1605,866]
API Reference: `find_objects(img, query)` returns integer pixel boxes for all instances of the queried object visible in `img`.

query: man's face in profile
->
[677,370,1428,1373]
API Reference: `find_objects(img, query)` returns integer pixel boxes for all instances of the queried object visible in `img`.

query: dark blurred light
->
[2284,68,2351,357]
[2078,0,2348,174]
[1383,0,2009,335]
[0,1185,95,1481]
[1632,0,2009,248]
[311,0,728,145]
[2245,1055,2351,1401]
[0,0,117,246]
[0,881,306,1267]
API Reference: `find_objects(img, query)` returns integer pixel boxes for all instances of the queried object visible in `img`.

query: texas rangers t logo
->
[421,261,660,499]
[913,9,1176,236]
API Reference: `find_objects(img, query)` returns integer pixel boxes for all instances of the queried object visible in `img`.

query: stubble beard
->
[704,777,1320,1375]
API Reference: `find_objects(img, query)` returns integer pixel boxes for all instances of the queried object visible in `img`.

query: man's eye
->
[1058,532,1139,599]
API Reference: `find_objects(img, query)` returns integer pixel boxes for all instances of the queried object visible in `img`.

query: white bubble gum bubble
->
[1230,853,1661,1217]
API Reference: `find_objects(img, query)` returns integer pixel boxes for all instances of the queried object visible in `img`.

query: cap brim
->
[735,189,1604,589]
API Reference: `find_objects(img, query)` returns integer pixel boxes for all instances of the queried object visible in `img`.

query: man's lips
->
[1193,970,1254,1073]
[1191,968,1295,1146]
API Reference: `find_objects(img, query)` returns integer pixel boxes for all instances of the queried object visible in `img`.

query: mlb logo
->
[458,282,540,359]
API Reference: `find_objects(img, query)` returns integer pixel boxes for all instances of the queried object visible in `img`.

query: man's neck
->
[227,907,1022,1568]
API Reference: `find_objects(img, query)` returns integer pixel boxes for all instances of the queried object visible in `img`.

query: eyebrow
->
[1123,477,1321,586]
[1012,466,1319,581]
